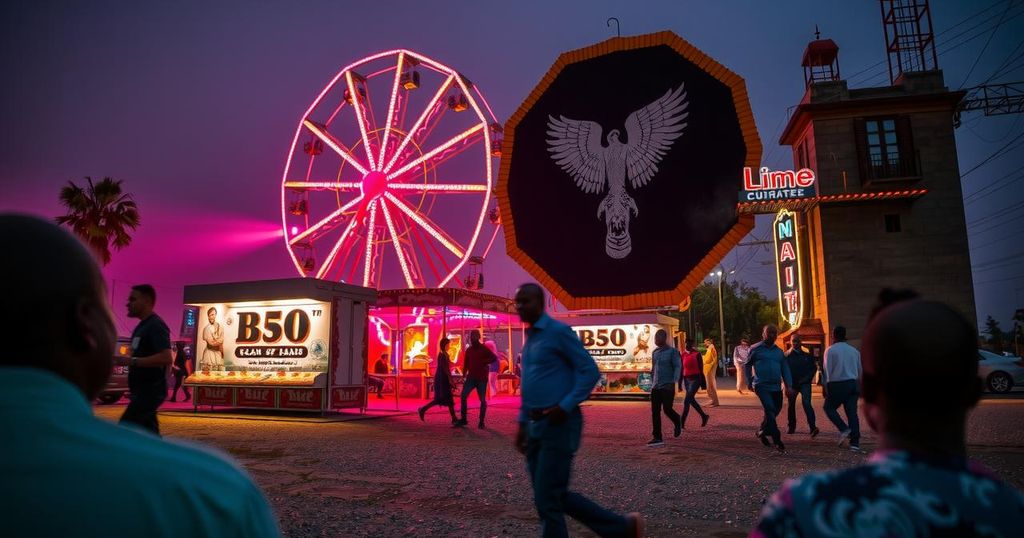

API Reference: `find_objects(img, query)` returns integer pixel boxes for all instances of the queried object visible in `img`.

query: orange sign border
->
[497,31,760,310]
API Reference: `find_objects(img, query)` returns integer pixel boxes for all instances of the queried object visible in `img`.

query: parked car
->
[97,337,133,404]
[978,350,1024,393]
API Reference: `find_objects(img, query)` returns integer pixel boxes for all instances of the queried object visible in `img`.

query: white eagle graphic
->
[546,84,688,259]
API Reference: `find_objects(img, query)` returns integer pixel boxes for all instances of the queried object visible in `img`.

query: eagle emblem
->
[546,84,688,258]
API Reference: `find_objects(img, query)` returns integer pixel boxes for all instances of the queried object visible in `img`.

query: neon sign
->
[740,167,816,201]
[773,209,804,328]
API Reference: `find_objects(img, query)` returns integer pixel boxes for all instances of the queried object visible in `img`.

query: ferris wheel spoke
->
[303,120,369,176]
[377,52,405,170]
[387,123,484,181]
[387,182,488,193]
[289,194,363,246]
[284,181,361,191]
[382,74,455,173]
[384,192,464,258]
[346,71,376,167]
[362,200,379,287]
[380,202,415,288]
[316,215,360,279]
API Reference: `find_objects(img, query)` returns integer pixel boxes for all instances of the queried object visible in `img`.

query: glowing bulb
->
[290,226,299,236]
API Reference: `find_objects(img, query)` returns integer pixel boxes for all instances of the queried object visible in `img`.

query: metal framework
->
[880,0,939,85]
[955,82,1024,127]
[280,50,502,290]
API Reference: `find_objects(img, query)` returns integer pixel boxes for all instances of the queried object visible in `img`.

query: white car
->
[978,350,1024,393]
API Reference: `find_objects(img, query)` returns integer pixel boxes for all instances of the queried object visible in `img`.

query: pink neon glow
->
[316,214,360,279]
[346,71,376,167]
[284,181,361,190]
[385,192,464,257]
[362,200,378,287]
[377,52,405,170]
[382,74,454,173]
[380,202,414,288]
[282,49,500,289]
[302,120,369,176]
[387,182,488,192]
[280,49,403,276]
[388,123,484,180]
[289,194,363,246]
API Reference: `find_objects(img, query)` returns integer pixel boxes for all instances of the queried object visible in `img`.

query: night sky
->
[2,0,1022,337]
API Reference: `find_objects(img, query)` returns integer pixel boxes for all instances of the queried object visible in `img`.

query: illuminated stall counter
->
[554,312,680,398]
[368,288,520,404]
[182,278,376,413]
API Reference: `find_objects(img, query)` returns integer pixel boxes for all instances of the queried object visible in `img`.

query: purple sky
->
[2,0,1022,337]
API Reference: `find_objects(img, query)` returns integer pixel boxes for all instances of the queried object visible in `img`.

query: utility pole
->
[710,268,735,376]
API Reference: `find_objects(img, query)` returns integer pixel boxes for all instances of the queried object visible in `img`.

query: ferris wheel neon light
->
[280,49,500,289]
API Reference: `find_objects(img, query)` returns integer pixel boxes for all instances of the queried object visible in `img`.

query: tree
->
[56,177,140,265]
[983,315,1004,354]
[669,279,780,352]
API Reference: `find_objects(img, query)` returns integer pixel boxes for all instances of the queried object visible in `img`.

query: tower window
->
[884,214,902,233]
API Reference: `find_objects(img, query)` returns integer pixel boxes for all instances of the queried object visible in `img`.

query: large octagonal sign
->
[498,31,760,310]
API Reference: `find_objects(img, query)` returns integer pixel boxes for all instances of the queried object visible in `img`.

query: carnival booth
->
[555,312,679,397]
[182,278,376,413]
[367,288,519,403]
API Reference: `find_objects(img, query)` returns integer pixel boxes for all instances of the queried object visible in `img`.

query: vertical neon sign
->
[773,209,803,328]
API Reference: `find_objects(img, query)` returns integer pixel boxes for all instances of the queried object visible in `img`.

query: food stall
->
[554,311,680,398]
[182,278,376,412]
[368,288,520,402]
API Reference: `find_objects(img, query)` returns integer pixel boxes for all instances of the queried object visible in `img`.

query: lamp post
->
[709,268,735,376]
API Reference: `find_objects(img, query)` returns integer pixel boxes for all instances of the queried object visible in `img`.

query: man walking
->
[647,329,682,447]
[733,337,751,395]
[513,283,643,538]
[785,335,818,436]
[120,284,173,435]
[822,325,862,451]
[702,338,719,406]
[745,325,793,452]
[456,330,495,428]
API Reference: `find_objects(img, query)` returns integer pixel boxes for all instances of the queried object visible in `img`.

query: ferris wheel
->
[281,49,501,289]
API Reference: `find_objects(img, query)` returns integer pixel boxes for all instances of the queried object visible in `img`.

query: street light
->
[709,268,735,376]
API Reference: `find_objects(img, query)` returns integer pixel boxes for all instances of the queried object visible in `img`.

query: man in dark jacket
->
[785,335,819,436]
[457,330,496,428]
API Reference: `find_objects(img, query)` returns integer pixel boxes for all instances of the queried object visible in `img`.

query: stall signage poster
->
[773,209,804,327]
[280,388,323,410]
[237,387,275,407]
[331,386,366,409]
[196,386,233,406]
[740,167,816,201]
[572,324,660,371]
[195,301,331,372]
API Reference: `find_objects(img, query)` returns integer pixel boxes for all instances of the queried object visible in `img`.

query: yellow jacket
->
[703,345,718,367]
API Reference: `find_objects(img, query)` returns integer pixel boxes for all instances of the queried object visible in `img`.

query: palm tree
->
[56,177,140,265]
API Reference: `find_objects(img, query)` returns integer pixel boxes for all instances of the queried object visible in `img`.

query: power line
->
[965,170,1024,205]
[958,0,1016,89]
[967,199,1024,227]
[960,131,1024,180]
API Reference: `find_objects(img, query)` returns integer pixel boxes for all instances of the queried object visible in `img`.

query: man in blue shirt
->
[0,215,279,537]
[647,329,682,446]
[785,334,819,437]
[745,324,794,453]
[514,283,643,538]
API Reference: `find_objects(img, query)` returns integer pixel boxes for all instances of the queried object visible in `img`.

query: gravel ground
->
[95,390,1024,537]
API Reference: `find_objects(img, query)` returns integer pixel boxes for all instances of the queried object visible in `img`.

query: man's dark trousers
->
[120,382,165,435]
[649,385,680,440]
[526,409,628,538]
[754,385,784,445]
[786,383,816,431]
[461,377,488,423]
[824,379,860,445]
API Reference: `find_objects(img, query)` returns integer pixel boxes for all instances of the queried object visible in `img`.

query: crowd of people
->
[3,215,1023,538]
